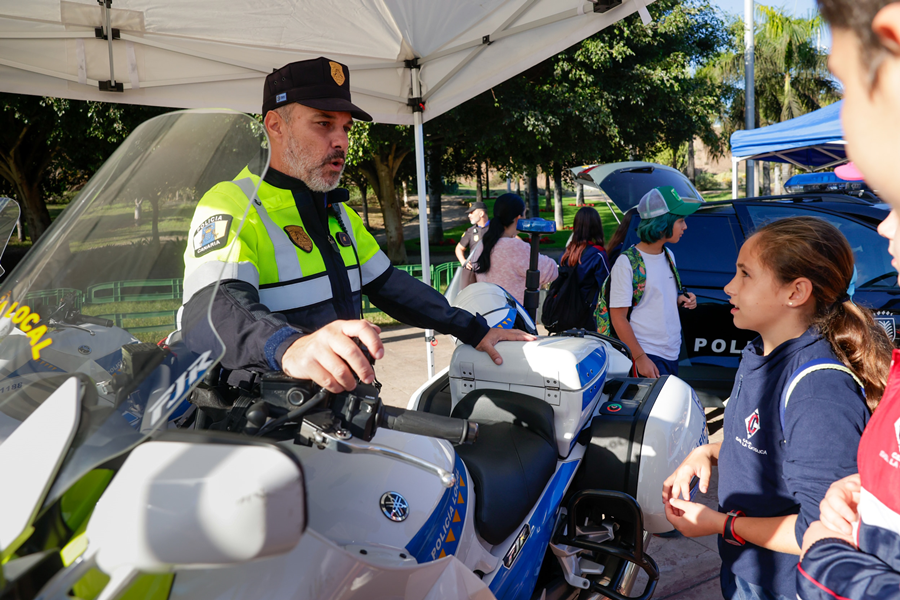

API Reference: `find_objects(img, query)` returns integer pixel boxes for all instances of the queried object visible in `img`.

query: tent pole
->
[732,157,739,199]
[744,0,755,197]
[411,66,435,379]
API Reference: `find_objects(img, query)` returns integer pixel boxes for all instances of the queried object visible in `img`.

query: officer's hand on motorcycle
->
[662,444,714,510]
[475,328,537,365]
[818,473,861,536]
[281,320,384,393]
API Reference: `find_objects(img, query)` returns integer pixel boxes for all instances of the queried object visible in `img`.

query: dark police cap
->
[262,57,372,121]
[467,201,488,213]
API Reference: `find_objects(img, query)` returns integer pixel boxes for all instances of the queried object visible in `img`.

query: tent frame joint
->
[407,97,424,113]
[98,80,123,92]
[94,26,120,41]
[482,34,492,45]
[404,58,420,69]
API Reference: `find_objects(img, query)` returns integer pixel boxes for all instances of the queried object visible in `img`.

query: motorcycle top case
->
[449,337,609,457]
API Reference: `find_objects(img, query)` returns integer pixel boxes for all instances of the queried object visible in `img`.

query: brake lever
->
[310,428,457,488]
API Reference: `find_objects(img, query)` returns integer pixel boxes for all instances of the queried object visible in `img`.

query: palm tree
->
[705,7,840,191]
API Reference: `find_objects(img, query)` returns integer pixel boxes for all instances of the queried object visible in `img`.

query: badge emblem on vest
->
[193,214,233,257]
[284,225,313,253]
[329,61,345,86]
[336,231,352,247]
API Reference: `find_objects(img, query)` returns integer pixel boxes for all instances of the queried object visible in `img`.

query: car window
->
[744,205,897,289]
[671,215,740,274]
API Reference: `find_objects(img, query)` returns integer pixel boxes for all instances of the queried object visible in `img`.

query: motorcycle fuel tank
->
[288,428,495,573]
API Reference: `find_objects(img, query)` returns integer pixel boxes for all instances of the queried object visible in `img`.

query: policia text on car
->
[180,57,531,393]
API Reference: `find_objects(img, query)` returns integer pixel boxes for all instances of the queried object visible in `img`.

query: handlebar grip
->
[78,314,114,327]
[380,406,478,445]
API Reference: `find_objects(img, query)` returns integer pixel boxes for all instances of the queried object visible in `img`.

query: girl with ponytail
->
[469,193,558,305]
[661,216,892,600]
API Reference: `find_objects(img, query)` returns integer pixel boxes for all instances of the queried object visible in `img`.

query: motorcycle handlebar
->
[379,406,478,445]
[77,314,114,327]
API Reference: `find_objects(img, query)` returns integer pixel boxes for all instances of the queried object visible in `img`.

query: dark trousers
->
[647,353,679,377]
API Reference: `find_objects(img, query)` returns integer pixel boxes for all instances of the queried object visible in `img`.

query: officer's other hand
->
[475,328,536,365]
[282,320,384,393]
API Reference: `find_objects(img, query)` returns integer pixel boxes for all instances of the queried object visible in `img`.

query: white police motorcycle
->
[0,110,708,600]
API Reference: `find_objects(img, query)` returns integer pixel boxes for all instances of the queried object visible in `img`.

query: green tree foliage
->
[434,0,727,223]
[0,95,168,242]
[347,122,413,264]
[706,6,839,138]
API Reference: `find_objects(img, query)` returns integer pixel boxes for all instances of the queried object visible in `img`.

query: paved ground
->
[375,323,727,599]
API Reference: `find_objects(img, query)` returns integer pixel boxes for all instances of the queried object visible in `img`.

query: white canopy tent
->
[0,0,654,376]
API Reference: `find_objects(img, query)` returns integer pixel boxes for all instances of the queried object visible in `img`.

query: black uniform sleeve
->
[181,280,303,373]
[459,227,474,250]
[364,267,490,346]
[799,539,900,599]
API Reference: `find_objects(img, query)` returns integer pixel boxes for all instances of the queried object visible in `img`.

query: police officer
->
[454,201,489,265]
[181,57,531,393]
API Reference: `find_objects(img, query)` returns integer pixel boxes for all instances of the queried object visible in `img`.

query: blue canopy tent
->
[729,100,846,198]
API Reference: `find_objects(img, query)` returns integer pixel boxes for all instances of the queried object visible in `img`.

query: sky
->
[713,0,820,18]
[712,0,831,48]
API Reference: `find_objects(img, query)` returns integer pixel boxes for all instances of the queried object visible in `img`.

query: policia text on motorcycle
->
[180,57,532,393]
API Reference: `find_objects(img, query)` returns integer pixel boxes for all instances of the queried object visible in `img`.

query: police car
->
[576,163,898,399]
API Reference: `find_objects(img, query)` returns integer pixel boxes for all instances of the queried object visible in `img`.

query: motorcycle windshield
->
[0,110,269,505]
[0,198,21,278]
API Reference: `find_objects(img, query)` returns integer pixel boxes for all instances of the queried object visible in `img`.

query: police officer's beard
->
[283,136,345,192]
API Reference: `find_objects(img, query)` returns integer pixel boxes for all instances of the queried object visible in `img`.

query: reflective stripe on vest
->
[332,202,390,285]
[259,269,361,313]
[233,178,304,282]
[183,260,259,305]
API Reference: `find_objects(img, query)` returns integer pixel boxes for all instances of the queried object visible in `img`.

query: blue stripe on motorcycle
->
[405,453,469,563]
[488,460,580,599]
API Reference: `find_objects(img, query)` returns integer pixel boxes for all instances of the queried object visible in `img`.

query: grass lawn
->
[406,189,624,256]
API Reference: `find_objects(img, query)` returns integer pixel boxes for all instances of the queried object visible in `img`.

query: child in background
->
[795,2,900,598]
[558,207,610,330]
[608,186,698,377]
[663,217,891,600]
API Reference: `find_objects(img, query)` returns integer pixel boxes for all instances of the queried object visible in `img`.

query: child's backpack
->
[541,265,591,333]
[595,245,682,337]
[779,358,865,436]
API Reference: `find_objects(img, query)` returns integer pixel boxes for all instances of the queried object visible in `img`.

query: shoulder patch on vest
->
[193,214,233,257]
[284,225,313,252]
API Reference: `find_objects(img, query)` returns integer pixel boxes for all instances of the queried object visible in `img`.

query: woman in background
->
[469,193,558,305]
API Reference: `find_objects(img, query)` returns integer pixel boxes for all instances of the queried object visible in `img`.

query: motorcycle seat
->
[451,390,558,546]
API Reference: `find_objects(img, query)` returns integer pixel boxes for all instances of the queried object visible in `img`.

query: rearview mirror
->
[59,440,305,600]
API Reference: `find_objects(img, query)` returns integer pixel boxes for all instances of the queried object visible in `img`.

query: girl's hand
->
[635,354,659,378]
[662,444,714,509]
[801,520,856,559]
[665,497,726,538]
[819,473,861,536]
[678,292,697,310]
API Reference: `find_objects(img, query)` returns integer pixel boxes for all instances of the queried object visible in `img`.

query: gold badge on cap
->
[284,225,314,253]
[329,61,345,86]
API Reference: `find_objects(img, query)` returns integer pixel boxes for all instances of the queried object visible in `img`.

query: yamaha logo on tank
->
[380,492,409,522]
